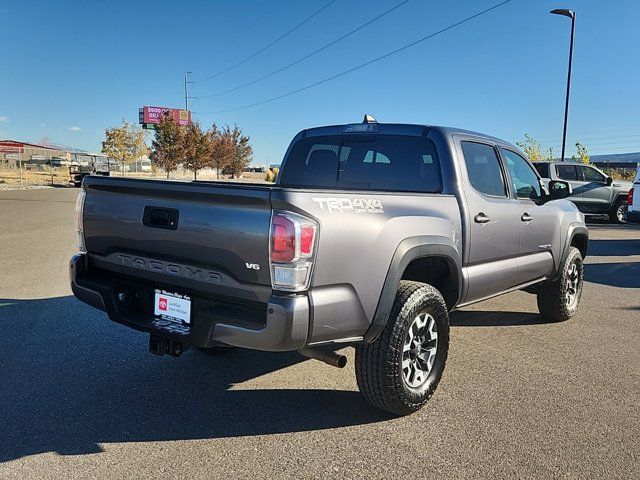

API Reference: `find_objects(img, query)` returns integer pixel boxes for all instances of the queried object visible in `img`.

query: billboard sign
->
[140,106,191,129]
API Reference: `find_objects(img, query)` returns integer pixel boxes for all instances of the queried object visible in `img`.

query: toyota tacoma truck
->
[70,117,588,416]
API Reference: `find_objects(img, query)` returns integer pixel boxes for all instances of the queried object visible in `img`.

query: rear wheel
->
[355,281,449,416]
[610,198,627,223]
[536,246,584,322]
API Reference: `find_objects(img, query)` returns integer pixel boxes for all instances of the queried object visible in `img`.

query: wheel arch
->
[613,191,629,206]
[550,223,589,281]
[364,236,461,342]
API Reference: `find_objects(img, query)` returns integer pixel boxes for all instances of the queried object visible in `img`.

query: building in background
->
[0,140,65,167]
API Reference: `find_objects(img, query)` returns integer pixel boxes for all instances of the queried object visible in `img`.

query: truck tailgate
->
[82,176,273,292]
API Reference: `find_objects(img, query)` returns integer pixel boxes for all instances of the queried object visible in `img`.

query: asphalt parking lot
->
[0,188,638,479]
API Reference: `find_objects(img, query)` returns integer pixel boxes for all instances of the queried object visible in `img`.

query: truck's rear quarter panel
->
[272,189,462,344]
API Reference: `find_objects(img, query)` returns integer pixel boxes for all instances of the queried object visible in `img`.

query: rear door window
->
[279,134,441,193]
[460,141,507,197]
[556,164,578,181]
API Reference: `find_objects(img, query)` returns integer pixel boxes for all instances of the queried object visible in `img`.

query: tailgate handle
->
[143,206,179,230]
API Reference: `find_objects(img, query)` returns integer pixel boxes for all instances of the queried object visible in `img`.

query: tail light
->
[628,188,634,206]
[270,211,318,292]
[75,189,87,252]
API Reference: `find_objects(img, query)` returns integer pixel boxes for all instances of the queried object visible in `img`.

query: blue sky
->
[1,0,639,164]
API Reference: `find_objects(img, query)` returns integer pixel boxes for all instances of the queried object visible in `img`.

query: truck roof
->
[301,123,517,149]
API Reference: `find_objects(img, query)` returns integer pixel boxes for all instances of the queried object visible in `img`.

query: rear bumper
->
[70,254,309,351]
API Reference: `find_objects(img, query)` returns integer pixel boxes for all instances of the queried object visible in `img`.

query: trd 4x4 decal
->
[312,197,384,214]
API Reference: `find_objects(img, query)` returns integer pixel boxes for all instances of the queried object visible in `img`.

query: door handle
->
[521,212,533,222]
[474,212,491,224]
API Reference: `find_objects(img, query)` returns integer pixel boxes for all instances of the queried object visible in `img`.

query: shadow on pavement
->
[584,262,640,288]
[0,296,389,463]
[451,310,545,327]
[588,239,640,257]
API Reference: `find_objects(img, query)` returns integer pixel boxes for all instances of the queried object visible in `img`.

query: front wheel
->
[536,246,584,322]
[355,281,449,416]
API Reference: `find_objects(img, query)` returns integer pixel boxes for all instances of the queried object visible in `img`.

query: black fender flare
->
[613,192,629,207]
[363,236,462,343]
[550,223,589,281]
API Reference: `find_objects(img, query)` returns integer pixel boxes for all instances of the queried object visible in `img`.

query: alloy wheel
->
[402,312,438,388]
[565,262,581,308]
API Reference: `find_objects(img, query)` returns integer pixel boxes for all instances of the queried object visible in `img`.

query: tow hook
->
[149,335,185,357]
[299,347,347,368]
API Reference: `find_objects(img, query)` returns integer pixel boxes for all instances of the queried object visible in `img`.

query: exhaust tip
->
[299,347,348,369]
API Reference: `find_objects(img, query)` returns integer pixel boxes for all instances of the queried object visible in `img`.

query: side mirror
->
[606,176,613,186]
[548,180,572,200]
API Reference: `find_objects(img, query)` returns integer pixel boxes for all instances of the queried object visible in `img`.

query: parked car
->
[49,157,70,167]
[70,118,588,416]
[533,161,632,223]
[626,166,640,223]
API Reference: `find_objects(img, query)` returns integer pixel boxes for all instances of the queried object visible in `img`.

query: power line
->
[204,1,279,63]
[196,0,338,83]
[196,0,411,99]
[194,0,512,115]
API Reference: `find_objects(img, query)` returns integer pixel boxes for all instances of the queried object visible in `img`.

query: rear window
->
[279,134,441,193]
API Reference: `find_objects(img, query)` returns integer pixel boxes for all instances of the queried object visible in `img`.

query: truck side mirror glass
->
[606,176,613,186]
[548,180,572,200]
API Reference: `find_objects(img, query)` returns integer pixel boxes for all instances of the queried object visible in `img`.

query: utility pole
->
[184,71,195,111]
[550,9,576,162]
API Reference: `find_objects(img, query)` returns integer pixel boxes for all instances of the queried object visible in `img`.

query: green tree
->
[545,147,555,161]
[151,113,185,179]
[102,120,148,176]
[573,142,590,164]
[516,133,543,162]
[183,122,210,180]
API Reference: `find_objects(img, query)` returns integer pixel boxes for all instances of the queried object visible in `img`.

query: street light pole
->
[551,9,575,162]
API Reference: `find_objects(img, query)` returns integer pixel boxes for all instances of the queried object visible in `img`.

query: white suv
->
[628,166,640,223]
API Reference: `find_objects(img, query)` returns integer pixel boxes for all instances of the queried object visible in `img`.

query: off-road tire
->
[610,198,627,224]
[355,281,449,416]
[536,246,584,322]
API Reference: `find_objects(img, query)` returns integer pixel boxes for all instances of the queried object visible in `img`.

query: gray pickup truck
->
[70,117,588,415]
[533,161,632,223]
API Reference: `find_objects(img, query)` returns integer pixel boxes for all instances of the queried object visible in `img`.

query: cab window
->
[501,149,542,200]
[578,165,605,182]
[460,142,507,197]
